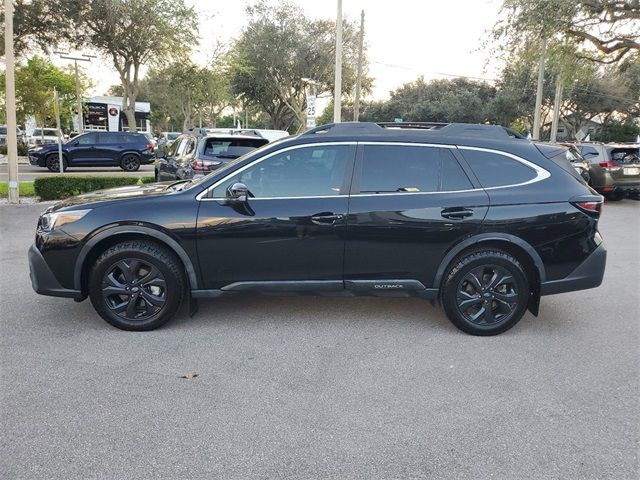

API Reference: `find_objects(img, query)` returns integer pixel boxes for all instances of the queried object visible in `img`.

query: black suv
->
[154,130,270,182]
[28,122,607,335]
[28,131,155,172]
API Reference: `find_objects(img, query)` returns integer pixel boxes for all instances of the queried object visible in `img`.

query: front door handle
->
[311,212,344,225]
[441,207,474,220]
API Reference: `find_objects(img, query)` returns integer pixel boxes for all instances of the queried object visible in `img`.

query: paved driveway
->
[1,201,638,479]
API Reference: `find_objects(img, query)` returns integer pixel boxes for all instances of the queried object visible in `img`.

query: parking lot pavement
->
[1,201,638,480]
[0,164,155,181]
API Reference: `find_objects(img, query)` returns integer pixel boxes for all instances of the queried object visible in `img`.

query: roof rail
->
[302,121,526,140]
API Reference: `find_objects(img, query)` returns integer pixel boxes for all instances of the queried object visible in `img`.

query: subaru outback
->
[28,122,607,335]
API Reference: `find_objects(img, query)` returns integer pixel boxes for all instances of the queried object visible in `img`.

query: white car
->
[28,128,60,147]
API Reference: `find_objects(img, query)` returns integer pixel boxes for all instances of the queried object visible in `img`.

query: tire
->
[441,249,529,336]
[88,240,185,331]
[45,154,67,172]
[121,154,141,172]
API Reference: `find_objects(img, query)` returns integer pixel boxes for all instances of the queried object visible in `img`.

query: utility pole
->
[53,88,64,174]
[353,10,365,122]
[532,38,547,141]
[333,0,343,123]
[550,73,564,143]
[4,0,19,203]
[54,51,95,134]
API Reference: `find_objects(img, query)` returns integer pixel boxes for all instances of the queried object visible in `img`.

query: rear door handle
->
[441,207,474,220]
[311,212,344,225]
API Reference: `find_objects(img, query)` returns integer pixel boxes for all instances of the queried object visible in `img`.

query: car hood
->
[49,182,191,212]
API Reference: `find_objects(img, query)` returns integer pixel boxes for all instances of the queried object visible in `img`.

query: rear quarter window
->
[460,149,538,188]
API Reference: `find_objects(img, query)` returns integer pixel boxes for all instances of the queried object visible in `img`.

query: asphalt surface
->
[0,163,155,181]
[1,200,638,479]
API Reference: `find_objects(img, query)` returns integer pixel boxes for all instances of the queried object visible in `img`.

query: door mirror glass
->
[226,182,249,202]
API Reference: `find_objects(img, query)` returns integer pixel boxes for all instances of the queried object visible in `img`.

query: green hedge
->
[34,176,140,201]
[0,144,30,156]
[140,176,156,184]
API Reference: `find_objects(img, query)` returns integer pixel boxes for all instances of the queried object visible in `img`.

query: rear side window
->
[359,145,472,193]
[460,149,537,188]
[579,146,599,160]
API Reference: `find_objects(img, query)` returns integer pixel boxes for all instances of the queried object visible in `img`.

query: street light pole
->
[532,38,547,141]
[4,0,19,203]
[353,10,365,122]
[54,51,95,134]
[333,0,343,123]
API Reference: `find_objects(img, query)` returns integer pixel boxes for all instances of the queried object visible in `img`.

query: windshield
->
[0,127,7,135]
[167,132,180,140]
[608,147,640,164]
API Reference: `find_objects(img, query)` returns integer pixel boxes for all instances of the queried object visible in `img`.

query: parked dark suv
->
[28,131,155,172]
[154,130,270,182]
[28,122,606,335]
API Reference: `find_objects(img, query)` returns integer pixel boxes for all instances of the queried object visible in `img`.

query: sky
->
[55,0,505,101]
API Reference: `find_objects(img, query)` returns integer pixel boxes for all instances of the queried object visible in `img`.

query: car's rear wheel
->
[45,154,67,172]
[88,241,185,331]
[441,249,529,336]
[121,154,141,172]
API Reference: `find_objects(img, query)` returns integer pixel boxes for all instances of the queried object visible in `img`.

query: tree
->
[492,0,640,63]
[146,58,232,132]
[71,0,198,131]
[230,1,369,131]
[336,77,497,124]
[0,56,88,129]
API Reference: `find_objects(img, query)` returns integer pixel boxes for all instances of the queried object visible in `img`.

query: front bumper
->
[540,242,607,295]
[28,244,81,299]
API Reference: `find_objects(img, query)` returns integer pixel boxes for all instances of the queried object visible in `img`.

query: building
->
[82,96,151,133]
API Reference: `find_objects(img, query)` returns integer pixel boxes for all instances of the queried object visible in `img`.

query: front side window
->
[460,149,537,188]
[359,145,464,194]
[76,133,98,145]
[210,145,352,198]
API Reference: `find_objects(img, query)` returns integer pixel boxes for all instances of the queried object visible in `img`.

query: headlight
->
[41,209,91,232]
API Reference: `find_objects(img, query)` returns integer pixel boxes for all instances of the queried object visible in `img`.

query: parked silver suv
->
[576,142,640,200]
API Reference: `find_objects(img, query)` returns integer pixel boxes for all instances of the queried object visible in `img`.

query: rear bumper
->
[540,242,607,295]
[28,244,81,299]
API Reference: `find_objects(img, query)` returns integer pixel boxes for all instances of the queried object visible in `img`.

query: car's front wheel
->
[88,241,185,331]
[45,154,67,172]
[121,154,141,172]
[441,249,529,336]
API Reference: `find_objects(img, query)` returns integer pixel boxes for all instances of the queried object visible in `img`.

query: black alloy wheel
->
[441,249,529,336]
[45,154,67,172]
[89,241,184,331]
[456,265,519,326]
[121,154,141,171]
[102,259,167,321]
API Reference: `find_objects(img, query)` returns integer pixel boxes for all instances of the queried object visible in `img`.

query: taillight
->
[146,143,154,151]
[191,160,207,171]
[570,196,603,217]
[599,160,620,171]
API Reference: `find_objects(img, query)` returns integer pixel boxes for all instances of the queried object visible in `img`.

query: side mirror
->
[156,151,166,159]
[226,182,249,202]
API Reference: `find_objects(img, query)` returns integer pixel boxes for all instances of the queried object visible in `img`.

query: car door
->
[343,142,489,293]
[94,133,128,165]
[66,133,99,165]
[195,143,356,290]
